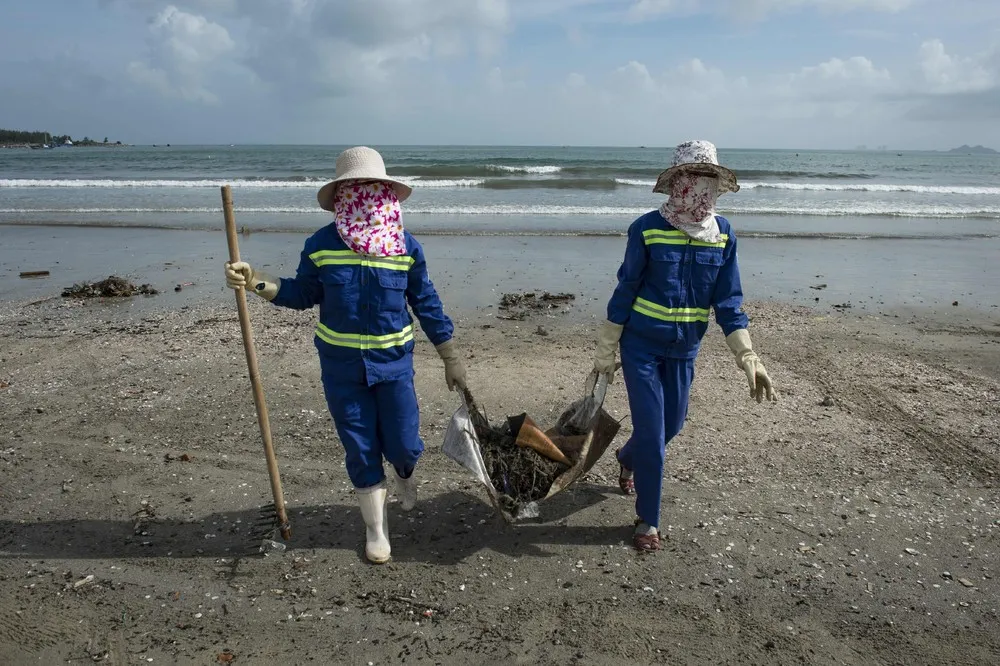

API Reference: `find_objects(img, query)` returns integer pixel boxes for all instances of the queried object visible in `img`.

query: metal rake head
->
[247,503,291,554]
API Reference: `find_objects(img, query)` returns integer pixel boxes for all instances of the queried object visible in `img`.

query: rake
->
[221,185,291,544]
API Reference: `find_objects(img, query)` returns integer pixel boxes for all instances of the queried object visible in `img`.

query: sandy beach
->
[1,273,998,664]
[5,0,1000,659]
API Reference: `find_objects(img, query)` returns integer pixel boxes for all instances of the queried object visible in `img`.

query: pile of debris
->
[477,417,571,514]
[62,276,159,299]
[497,291,575,321]
[465,389,603,515]
[445,379,622,521]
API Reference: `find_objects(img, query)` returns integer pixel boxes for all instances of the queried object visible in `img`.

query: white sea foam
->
[4,177,996,195]
[614,178,657,187]
[4,203,999,218]
[399,178,485,188]
[0,178,322,188]
[740,182,1000,195]
[486,165,562,174]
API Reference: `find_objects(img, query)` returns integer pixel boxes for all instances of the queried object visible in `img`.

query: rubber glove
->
[593,320,624,382]
[224,261,279,301]
[725,328,777,403]
[435,339,467,391]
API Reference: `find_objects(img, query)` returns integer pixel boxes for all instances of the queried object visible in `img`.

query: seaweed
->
[497,291,575,321]
[62,276,159,298]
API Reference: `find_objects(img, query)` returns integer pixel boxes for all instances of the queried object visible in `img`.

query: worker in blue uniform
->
[592,140,777,552]
[225,146,467,564]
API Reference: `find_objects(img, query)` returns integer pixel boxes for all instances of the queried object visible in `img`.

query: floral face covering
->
[659,173,722,243]
[333,180,406,257]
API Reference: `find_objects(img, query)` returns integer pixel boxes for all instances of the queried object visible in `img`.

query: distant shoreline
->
[0,143,130,149]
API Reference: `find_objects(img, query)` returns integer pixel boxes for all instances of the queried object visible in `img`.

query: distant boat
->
[64,139,73,146]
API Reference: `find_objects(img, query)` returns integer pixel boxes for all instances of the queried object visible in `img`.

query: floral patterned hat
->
[653,140,740,195]
[317,146,413,212]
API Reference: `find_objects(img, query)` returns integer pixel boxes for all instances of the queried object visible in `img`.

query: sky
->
[1,0,999,149]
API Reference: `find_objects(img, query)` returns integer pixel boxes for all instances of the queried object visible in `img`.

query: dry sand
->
[1,293,998,665]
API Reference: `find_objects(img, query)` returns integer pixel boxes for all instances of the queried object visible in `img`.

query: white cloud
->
[791,56,892,94]
[198,0,513,101]
[60,3,1000,145]
[127,5,237,103]
[628,0,916,20]
[919,39,995,94]
[118,0,515,113]
[449,37,999,146]
[627,0,703,20]
[610,58,734,98]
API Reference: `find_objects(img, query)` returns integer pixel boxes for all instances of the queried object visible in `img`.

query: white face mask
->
[659,173,721,243]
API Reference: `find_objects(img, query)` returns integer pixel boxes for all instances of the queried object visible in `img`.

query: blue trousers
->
[320,364,425,489]
[616,343,695,529]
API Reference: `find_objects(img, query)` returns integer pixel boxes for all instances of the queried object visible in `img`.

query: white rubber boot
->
[394,470,417,511]
[356,482,391,564]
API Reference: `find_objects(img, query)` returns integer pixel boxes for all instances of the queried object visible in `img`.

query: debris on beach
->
[497,291,575,321]
[475,413,570,514]
[463,390,604,515]
[19,270,50,279]
[61,276,159,298]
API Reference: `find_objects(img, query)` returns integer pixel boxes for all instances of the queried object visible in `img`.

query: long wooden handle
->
[221,186,291,540]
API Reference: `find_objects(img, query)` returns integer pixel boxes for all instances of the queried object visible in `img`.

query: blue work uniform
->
[270,225,454,489]
[606,211,749,528]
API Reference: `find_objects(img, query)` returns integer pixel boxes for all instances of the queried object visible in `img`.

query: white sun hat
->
[316,146,413,211]
[653,140,740,195]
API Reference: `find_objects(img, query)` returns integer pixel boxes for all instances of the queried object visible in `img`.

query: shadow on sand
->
[1,484,633,565]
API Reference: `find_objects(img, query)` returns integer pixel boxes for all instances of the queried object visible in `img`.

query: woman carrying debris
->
[592,140,777,552]
[224,146,467,564]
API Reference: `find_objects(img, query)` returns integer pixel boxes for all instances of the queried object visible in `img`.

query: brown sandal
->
[633,520,662,552]
[616,448,634,495]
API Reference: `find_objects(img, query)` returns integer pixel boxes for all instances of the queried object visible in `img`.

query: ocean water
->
[1,145,997,310]
[1,145,999,237]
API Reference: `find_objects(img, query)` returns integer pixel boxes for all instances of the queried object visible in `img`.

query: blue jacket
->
[607,211,749,359]
[271,225,454,385]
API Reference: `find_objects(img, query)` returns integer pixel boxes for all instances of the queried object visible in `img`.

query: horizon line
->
[51,142,993,153]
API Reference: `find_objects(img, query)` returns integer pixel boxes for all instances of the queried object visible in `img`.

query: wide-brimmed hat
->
[653,140,739,195]
[317,146,412,211]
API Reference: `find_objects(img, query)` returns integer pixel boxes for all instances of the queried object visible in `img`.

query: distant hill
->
[947,144,998,154]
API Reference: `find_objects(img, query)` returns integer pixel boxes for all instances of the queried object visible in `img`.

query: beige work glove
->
[593,320,624,382]
[224,261,279,301]
[725,329,777,403]
[435,339,467,392]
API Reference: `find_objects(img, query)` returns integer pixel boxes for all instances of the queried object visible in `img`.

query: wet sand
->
[1,275,999,663]
[3,225,999,315]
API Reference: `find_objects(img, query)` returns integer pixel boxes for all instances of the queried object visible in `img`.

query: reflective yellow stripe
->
[309,250,414,271]
[633,298,710,323]
[643,230,688,246]
[690,236,728,248]
[643,229,728,248]
[315,323,414,350]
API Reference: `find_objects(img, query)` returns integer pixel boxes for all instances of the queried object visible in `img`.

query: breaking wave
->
[3,177,997,195]
[3,203,1000,218]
